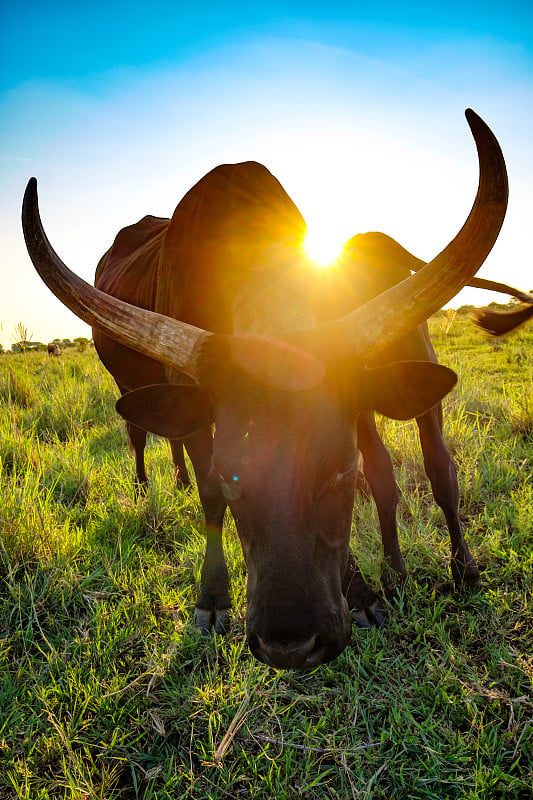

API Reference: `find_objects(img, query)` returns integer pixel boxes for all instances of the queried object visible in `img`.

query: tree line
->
[1,337,92,354]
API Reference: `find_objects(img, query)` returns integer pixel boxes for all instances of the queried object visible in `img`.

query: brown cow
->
[47,342,61,357]
[22,110,508,668]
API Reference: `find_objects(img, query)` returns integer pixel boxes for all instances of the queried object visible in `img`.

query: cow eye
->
[335,464,357,482]
[323,463,357,492]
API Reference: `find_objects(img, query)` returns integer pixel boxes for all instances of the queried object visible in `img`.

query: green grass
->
[0,314,532,799]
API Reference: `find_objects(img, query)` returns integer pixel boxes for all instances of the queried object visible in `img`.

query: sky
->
[1,1,533,349]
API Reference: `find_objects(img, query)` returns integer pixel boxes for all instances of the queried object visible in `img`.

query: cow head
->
[210,364,357,668]
[22,109,508,668]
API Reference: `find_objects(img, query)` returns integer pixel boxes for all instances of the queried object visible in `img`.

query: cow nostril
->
[253,633,326,669]
[305,635,324,667]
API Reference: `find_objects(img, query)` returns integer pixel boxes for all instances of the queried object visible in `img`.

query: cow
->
[23,109,508,669]
[47,342,61,357]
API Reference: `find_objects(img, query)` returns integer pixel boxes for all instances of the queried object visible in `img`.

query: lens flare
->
[303,228,345,268]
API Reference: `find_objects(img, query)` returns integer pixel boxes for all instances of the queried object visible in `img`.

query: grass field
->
[0,312,532,799]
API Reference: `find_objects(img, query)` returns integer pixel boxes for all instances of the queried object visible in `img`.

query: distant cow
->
[23,110,508,669]
[47,342,61,357]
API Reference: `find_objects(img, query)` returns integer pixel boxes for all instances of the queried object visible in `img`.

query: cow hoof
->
[214,608,231,633]
[351,600,387,629]
[134,479,148,498]
[451,559,481,588]
[194,608,212,636]
[194,606,231,636]
[381,559,408,599]
[384,554,408,579]
[343,563,386,628]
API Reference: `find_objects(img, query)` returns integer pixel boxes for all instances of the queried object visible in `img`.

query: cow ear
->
[116,384,213,438]
[360,361,457,420]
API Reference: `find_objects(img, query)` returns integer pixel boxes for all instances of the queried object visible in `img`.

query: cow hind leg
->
[417,407,480,587]
[126,421,149,495]
[357,413,407,592]
[168,439,192,490]
[185,425,230,634]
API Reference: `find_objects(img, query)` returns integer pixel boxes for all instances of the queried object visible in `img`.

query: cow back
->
[156,161,308,333]
[95,215,169,310]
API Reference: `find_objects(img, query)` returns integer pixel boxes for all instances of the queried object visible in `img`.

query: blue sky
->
[1,1,532,348]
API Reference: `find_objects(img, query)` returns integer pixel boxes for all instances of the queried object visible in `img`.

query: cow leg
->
[168,439,192,490]
[117,377,149,495]
[356,413,407,589]
[416,406,480,587]
[126,421,149,494]
[342,552,386,628]
[185,425,230,634]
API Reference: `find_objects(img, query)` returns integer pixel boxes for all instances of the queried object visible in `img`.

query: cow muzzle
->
[249,633,328,669]
[246,600,352,669]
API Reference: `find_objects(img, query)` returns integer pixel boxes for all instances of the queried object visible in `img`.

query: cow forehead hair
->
[233,280,317,336]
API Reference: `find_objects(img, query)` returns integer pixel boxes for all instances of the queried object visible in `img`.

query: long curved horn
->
[22,180,325,391]
[406,247,531,305]
[293,109,508,362]
[22,178,209,381]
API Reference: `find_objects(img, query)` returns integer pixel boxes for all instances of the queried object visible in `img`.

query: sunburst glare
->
[303,227,345,268]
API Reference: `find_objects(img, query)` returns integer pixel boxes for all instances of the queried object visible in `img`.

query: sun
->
[303,227,345,268]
